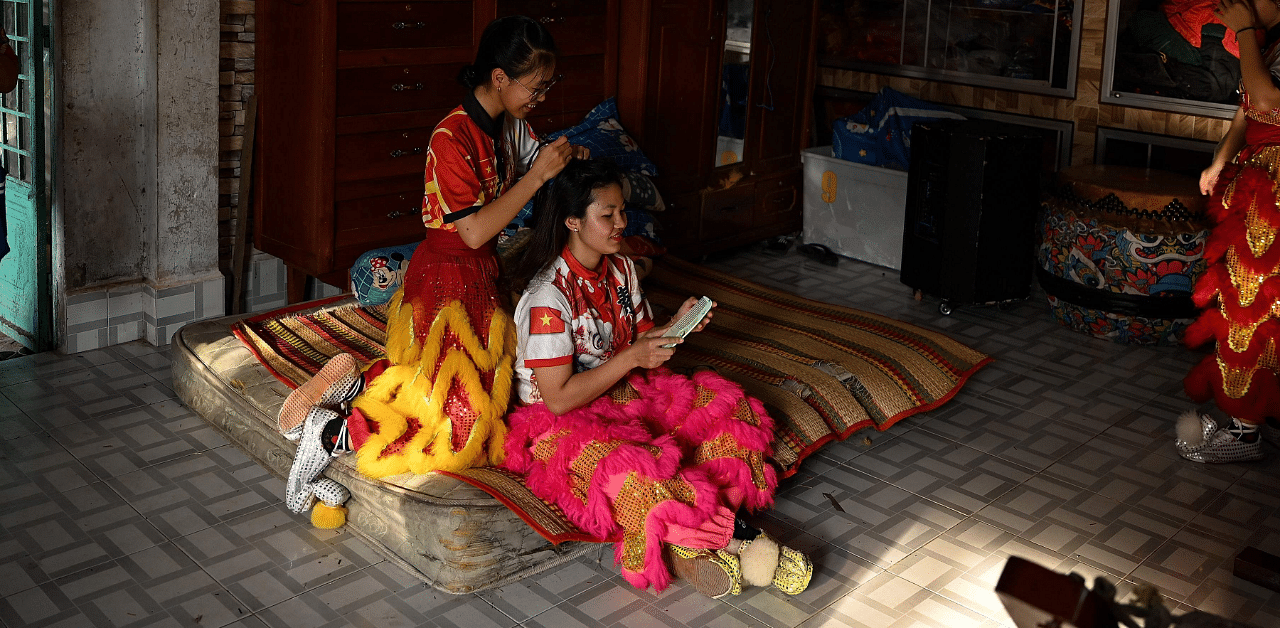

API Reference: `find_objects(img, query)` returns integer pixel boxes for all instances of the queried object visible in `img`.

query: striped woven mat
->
[233,258,990,542]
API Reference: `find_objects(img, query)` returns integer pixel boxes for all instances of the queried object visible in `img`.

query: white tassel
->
[739,534,780,588]
[1176,410,1206,447]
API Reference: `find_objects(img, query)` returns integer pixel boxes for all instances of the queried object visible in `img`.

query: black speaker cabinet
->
[900,119,1045,315]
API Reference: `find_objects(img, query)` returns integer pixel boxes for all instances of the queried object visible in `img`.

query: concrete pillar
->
[59,0,223,352]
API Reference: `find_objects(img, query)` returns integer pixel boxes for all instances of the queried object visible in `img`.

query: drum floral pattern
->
[1038,205,1210,345]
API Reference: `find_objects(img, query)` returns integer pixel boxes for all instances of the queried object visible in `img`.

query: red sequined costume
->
[1183,41,1280,423]
[501,250,778,591]
[343,98,538,478]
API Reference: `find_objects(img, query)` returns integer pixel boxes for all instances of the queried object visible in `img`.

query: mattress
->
[170,306,596,594]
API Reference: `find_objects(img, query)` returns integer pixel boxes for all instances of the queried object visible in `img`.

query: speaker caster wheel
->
[939,301,953,316]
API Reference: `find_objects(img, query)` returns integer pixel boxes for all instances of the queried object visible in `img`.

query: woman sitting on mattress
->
[274,15,585,529]
[500,159,813,598]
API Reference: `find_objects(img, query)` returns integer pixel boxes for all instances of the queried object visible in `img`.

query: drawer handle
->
[392,21,426,29]
[389,147,423,158]
[391,82,424,91]
[386,209,416,219]
[538,16,566,24]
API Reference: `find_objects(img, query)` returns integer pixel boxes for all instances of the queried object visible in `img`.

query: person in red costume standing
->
[1178,0,1280,462]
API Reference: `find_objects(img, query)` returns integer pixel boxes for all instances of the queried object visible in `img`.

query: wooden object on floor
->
[995,556,1118,628]
[230,94,258,315]
[1234,546,1280,594]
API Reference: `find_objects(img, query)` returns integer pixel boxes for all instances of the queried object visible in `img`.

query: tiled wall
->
[62,252,344,353]
[244,251,344,314]
[64,275,226,353]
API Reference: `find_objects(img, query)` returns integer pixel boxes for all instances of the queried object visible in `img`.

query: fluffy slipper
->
[666,545,742,599]
[278,353,362,439]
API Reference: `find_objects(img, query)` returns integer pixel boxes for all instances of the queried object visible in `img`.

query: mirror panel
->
[715,0,752,167]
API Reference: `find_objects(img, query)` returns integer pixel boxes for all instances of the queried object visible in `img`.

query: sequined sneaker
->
[666,545,742,599]
[1175,413,1264,464]
[285,406,350,515]
[279,353,363,440]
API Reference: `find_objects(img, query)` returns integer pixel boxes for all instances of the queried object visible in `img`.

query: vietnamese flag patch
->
[530,306,565,334]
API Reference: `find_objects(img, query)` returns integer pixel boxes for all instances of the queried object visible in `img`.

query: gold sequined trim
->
[613,473,697,572]
[1225,246,1271,307]
[1233,145,1280,209]
[1246,107,1280,128]
[731,397,761,427]
[533,429,572,463]
[1221,297,1280,353]
[694,432,770,490]
[1245,199,1277,258]
[693,386,717,408]
[569,440,622,505]
[621,529,647,572]
[608,382,642,405]
[1216,339,1278,399]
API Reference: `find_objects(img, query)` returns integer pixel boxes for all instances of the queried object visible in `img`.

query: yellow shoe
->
[738,532,812,595]
[666,544,742,599]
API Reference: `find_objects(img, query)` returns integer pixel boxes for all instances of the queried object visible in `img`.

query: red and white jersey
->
[513,250,655,404]
[421,106,538,231]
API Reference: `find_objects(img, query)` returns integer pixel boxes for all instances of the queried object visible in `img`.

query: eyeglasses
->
[510,73,563,99]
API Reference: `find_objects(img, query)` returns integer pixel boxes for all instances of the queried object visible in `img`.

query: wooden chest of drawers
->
[257,0,618,300]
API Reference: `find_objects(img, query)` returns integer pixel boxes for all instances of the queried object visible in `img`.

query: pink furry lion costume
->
[501,367,777,591]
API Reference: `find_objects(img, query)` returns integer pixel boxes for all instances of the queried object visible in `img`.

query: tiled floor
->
[2,244,1279,628]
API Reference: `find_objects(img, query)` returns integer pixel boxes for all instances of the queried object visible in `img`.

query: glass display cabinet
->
[1100,0,1240,119]
[816,0,1081,97]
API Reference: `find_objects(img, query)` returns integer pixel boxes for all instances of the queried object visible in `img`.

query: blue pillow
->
[350,242,419,306]
[546,98,658,176]
[502,99,658,238]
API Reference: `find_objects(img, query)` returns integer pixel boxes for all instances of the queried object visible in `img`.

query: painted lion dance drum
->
[1037,165,1211,345]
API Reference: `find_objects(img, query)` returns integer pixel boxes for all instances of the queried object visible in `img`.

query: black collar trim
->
[463,89,502,141]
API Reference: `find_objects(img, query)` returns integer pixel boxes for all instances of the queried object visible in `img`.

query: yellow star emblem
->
[539,312,553,329]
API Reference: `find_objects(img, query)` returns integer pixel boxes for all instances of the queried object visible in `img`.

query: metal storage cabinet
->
[899,119,1044,315]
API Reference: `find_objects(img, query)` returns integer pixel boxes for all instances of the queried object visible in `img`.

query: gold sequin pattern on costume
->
[1228,146,1280,209]
[1245,200,1277,257]
[533,429,572,463]
[1225,246,1280,308]
[1220,299,1271,353]
[569,440,624,505]
[693,386,718,409]
[694,432,770,491]
[1216,340,1279,398]
[1245,107,1280,127]
[730,396,761,427]
[608,382,642,405]
[613,473,697,573]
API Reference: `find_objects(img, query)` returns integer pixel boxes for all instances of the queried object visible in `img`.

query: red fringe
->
[1193,266,1280,315]
[1184,354,1280,422]
[1184,313,1280,357]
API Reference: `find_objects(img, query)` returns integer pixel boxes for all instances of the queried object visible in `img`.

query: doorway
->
[0,0,51,355]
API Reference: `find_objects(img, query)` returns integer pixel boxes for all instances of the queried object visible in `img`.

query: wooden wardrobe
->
[256,0,814,300]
